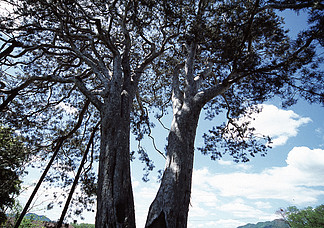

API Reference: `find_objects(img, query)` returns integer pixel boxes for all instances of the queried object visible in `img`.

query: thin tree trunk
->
[95,94,135,228]
[57,123,99,228]
[14,140,63,228]
[145,104,200,228]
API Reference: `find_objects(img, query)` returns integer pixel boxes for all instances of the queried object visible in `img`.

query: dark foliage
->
[0,126,28,224]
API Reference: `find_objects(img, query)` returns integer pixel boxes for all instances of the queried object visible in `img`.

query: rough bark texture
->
[145,101,200,228]
[95,56,136,227]
[96,102,135,228]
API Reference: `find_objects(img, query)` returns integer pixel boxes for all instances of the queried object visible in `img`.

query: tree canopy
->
[279,205,324,227]
[139,0,323,162]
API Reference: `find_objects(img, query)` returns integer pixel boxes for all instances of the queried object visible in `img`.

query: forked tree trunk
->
[145,103,200,228]
[96,93,135,228]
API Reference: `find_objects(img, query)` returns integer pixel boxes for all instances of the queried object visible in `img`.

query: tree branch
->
[194,61,213,88]
[74,78,103,111]
[0,76,74,112]
[121,8,132,89]
[136,92,166,160]
[0,40,22,60]
[193,69,241,107]
[252,33,316,74]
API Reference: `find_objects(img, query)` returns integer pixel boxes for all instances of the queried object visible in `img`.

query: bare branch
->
[172,63,185,99]
[0,75,74,111]
[194,68,242,107]
[136,92,166,160]
[194,61,213,88]
[222,94,245,139]
[0,40,22,60]
[68,43,110,87]
[121,7,132,87]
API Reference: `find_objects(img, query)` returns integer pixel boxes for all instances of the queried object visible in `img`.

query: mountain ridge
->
[237,219,289,228]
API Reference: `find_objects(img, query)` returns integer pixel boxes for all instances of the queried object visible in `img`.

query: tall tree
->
[1,0,323,227]
[0,126,27,224]
[144,0,323,227]
[0,0,176,227]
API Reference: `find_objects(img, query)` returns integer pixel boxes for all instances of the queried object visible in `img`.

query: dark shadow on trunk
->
[145,107,200,228]
[147,211,167,228]
[95,97,136,228]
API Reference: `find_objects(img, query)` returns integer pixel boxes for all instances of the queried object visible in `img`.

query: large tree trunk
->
[145,103,200,228]
[95,92,135,228]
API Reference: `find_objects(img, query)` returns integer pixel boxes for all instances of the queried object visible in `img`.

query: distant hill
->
[25,213,51,222]
[237,219,289,228]
[5,213,76,227]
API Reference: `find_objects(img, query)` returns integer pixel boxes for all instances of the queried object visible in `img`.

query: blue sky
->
[19,100,324,228]
[12,7,324,228]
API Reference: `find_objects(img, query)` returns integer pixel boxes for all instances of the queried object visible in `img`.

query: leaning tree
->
[141,0,323,227]
[0,0,180,227]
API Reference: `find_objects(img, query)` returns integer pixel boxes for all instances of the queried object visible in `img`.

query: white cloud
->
[18,147,323,227]
[315,128,324,145]
[191,187,218,207]
[236,163,252,171]
[56,102,78,114]
[186,147,324,226]
[217,160,252,170]
[286,147,324,175]
[188,218,246,228]
[218,160,232,166]
[132,180,140,188]
[254,201,272,209]
[209,219,245,228]
[189,205,210,218]
[192,147,324,206]
[220,198,265,218]
[0,1,14,17]
[235,104,311,147]
[133,182,159,227]
[315,128,322,134]
[250,105,311,146]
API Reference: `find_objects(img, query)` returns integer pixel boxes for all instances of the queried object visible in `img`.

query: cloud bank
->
[188,146,324,227]
[244,104,311,147]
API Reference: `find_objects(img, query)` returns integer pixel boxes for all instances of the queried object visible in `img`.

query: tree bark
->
[95,89,135,228]
[145,101,200,228]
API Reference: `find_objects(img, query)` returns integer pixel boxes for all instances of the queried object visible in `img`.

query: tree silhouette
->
[0,0,323,227]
